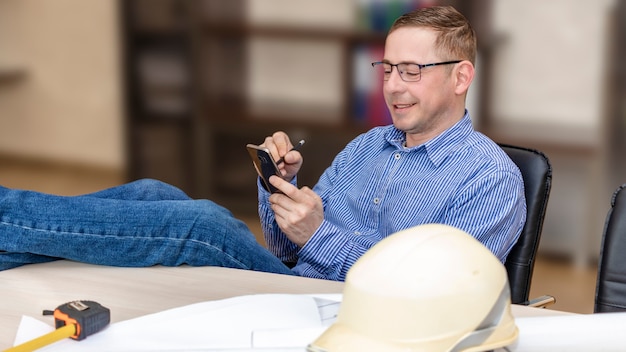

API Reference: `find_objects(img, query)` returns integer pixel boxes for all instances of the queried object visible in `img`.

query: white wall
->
[489,0,617,265]
[0,0,123,169]
[490,0,615,145]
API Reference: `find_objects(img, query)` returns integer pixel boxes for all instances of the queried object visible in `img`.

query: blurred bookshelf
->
[120,0,464,214]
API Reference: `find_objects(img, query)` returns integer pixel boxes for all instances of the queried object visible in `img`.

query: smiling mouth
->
[394,103,416,109]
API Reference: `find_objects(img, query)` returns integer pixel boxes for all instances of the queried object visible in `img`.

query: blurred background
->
[0,0,623,313]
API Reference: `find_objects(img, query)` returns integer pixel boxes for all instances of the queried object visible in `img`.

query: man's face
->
[383,27,459,145]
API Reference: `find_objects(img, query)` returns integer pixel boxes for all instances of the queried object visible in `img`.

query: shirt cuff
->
[297,220,352,277]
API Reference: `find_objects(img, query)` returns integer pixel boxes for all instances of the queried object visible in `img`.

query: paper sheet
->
[13,294,341,351]
[510,312,626,351]
[14,294,626,351]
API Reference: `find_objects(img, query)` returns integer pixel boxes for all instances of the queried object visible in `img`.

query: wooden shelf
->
[483,121,602,156]
[121,0,459,210]
[202,22,387,43]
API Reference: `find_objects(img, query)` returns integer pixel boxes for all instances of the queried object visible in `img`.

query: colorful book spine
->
[352,45,391,128]
[355,0,433,33]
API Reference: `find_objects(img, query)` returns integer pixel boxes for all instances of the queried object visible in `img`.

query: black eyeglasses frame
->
[371,60,462,82]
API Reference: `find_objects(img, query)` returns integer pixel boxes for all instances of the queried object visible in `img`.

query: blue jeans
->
[0,179,294,275]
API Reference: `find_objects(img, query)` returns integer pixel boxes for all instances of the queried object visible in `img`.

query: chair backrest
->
[499,144,552,304]
[595,184,626,313]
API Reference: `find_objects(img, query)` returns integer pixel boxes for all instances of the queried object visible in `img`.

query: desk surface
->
[0,260,564,348]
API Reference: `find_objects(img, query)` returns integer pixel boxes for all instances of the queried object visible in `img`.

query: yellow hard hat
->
[308,224,518,352]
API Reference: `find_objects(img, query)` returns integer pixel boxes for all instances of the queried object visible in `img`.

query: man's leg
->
[0,179,195,269]
[0,185,294,275]
[83,179,192,201]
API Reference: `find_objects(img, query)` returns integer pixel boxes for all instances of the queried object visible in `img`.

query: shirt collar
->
[385,110,474,167]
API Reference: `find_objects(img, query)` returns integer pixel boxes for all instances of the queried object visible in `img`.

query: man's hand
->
[261,131,303,181]
[268,175,323,247]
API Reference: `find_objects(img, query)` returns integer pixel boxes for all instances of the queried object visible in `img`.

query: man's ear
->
[454,61,475,95]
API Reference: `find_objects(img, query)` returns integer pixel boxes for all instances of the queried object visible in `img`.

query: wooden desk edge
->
[0,261,571,348]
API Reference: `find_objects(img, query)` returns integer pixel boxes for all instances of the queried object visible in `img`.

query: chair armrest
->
[521,295,556,308]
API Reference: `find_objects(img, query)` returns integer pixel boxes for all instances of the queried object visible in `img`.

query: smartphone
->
[246,144,281,193]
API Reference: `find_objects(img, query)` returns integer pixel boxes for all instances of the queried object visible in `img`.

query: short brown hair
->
[389,6,477,65]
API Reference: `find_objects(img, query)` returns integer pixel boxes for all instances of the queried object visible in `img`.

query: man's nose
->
[385,66,406,91]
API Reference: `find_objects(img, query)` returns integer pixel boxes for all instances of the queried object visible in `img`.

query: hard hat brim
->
[308,321,519,352]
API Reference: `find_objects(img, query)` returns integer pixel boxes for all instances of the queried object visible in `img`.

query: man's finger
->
[269,175,299,198]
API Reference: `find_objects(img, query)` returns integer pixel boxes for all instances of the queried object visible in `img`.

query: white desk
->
[0,260,563,349]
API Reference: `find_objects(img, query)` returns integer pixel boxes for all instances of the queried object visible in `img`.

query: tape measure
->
[52,300,110,340]
[5,300,110,351]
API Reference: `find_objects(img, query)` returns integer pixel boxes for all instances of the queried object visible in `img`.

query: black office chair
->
[499,144,552,304]
[595,184,626,313]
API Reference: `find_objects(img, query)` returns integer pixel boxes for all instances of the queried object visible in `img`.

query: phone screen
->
[246,144,281,193]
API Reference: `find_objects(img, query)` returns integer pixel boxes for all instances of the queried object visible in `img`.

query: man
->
[0,6,524,279]
[260,5,525,280]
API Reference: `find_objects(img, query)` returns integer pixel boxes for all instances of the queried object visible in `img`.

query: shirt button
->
[373,198,380,204]
[354,231,361,235]
[394,153,401,160]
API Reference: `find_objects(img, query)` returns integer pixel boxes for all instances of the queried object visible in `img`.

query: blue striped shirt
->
[259,112,526,281]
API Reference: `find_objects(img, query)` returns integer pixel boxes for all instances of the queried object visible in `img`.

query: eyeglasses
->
[371,60,462,82]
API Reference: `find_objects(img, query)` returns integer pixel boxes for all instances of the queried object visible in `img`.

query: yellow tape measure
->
[5,300,110,352]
